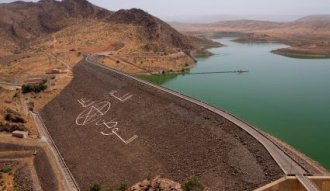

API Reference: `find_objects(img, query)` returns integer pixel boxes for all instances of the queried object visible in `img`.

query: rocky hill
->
[0,0,218,57]
[0,0,111,47]
[107,8,194,52]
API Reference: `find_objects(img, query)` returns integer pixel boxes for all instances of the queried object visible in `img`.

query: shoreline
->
[200,32,330,59]
[271,49,330,59]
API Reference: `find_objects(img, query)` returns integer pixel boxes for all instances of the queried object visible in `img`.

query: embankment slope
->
[40,59,283,190]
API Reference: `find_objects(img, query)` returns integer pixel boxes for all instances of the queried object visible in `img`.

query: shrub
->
[34,83,47,93]
[5,114,11,121]
[21,81,47,94]
[0,123,26,133]
[90,184,101,191]
[117,184,127,191]
[1,167,12,173]
[21,84,32,93]
[105,184,127,191]
[182,178,204,191]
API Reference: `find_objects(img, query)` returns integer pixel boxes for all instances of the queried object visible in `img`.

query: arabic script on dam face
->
[75,89,138,144]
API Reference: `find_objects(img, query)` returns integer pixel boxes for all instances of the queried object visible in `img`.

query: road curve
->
[86,55,320,191]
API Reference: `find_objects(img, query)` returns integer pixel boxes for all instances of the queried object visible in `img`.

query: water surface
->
[142,38,330,169]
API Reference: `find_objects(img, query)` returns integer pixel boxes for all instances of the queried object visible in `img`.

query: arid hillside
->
[172,15,330,58]
[0,0,220,137]
[0,0,112,56]
[0,0,218,57]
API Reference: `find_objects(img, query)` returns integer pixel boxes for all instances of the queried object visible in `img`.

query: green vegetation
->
[90,184,101,191]
[105,184,127,191]
[21,80,47,94]
[90,183,127,191]
[0,167,12,174]
[182,177,204,191]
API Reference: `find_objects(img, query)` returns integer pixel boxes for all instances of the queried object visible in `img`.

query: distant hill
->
[295,15,330,22]
[207,20,283,30]
[171,15,330,57]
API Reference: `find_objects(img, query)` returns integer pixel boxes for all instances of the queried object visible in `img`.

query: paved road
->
[86,55,320,191]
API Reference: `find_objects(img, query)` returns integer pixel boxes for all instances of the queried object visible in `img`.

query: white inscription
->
[75,90,138,144]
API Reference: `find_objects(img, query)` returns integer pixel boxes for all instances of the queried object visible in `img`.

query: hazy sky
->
[1,0,330,21]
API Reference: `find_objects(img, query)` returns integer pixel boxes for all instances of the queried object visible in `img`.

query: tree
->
[21,84,32,93]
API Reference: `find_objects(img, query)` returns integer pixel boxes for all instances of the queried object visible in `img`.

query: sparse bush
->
[92,183,127,191]
[5,114,11,121]
[90,184,101,191]
[0,123,26,132]
[182,177,204,191]
[21,84,32,94]
[21,81,47,94]
[117,184,127,191]
[1,167,12,174]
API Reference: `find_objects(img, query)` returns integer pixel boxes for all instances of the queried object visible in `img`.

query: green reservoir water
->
[142,38,330,170]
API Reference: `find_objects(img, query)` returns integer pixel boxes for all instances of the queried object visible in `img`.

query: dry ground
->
[0,51,82,136]
[99,53,195,74]
[0,136,59,191]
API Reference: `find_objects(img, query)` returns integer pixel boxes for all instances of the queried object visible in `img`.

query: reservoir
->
[142,38,330,170]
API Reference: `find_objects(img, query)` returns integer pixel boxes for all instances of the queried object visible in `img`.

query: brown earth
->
[172,15,330,57]
[0,0,221,138]
[0,51,81,136]
[0,139,58,191]
[0,0,219,58]
[40,59,283,190]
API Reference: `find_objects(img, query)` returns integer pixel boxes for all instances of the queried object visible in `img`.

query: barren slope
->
[0,0,112,55]
[40,60,283,190]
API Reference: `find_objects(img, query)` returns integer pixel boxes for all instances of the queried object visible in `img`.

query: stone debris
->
[128,176,182,191]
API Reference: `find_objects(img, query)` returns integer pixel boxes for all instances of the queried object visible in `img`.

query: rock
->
[128,177,182,191]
